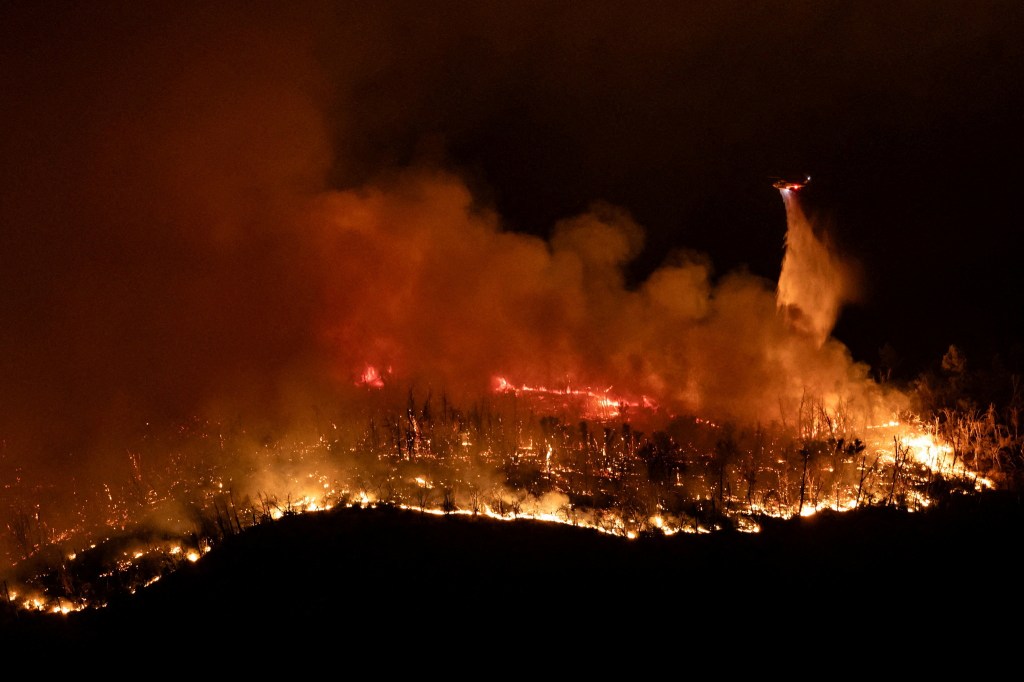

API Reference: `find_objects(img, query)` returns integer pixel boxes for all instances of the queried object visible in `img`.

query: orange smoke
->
[307,170,896,428]
[0,3,914,559]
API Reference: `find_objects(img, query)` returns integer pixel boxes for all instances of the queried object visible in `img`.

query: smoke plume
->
[0,2,917,548]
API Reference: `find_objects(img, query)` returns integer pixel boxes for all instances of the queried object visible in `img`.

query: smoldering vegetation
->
[5,494,1024,649]
[1,2,908,553]
[3,359,1021,620]
[2,2,1022,637]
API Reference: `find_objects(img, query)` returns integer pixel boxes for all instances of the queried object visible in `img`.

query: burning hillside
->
[2,3,1021,626]
[0,351,999,617]
[0,153,1008,621]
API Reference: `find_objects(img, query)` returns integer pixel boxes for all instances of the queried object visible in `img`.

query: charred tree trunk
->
[798,445,810,516]
[887,437,909,507]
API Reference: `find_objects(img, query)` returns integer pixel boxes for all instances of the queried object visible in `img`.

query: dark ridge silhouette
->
[4,492,1022,654]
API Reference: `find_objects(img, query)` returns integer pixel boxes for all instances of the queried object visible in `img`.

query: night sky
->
[2,1,1022,478]
[371,1,1022,374]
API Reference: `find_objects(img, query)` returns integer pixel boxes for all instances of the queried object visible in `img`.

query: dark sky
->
[1,1,1022,481]
[316,0,1024,374]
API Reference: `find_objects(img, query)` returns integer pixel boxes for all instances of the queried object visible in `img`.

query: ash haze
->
[0,3,1019,529]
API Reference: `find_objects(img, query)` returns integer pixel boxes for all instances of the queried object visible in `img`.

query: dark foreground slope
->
[4,493,1023,652]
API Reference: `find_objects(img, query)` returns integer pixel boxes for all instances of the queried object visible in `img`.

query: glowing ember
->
[0,22,1017,630]
[0,376,1001,621]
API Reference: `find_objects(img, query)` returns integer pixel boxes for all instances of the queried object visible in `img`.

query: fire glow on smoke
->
[4,1,1020,622]
[1,407,986,617]
[0,180,995,617]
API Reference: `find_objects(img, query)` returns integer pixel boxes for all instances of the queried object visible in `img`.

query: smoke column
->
[0,3,909,561]
[307,170,891,431]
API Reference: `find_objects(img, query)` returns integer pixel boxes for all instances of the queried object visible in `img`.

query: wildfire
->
[0,23,1016,631]
[395,502,686,538]
[356,365,387,389]
[0,381,998,622]
[866,420,992,488]
[491,375,657,420]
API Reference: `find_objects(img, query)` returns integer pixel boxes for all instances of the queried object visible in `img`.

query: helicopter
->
[771,174,811,191]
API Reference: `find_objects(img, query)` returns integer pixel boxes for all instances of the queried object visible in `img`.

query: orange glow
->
[0,407,990,623]
[492,375,657,420]
[357,364,386,388]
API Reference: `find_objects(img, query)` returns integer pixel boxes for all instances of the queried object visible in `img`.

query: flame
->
[0,369,995,622]
[492,375,656,420]
[357,364,386,389]
[903,432,954,471]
